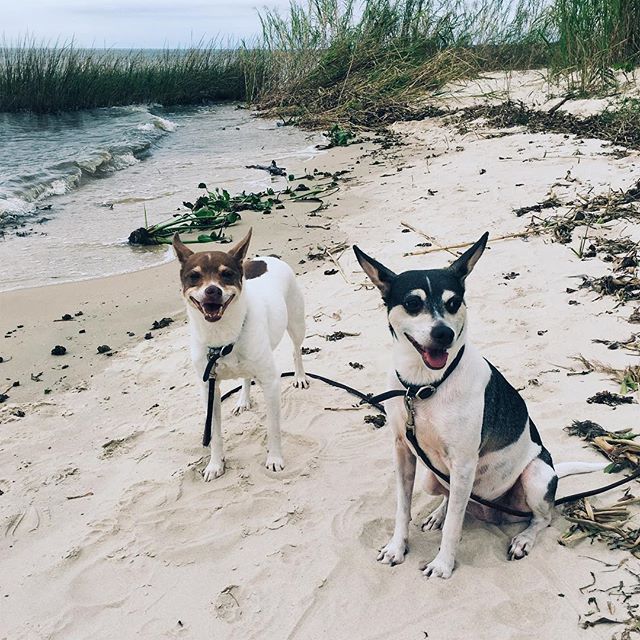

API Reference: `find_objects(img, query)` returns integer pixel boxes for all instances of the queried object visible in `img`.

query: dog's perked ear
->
[449,231,489,280]
[353,245,397,298]
[173,233,194,263]
[228,228,252,263]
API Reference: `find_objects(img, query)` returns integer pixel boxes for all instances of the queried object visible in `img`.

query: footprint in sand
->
[215,585,242,622]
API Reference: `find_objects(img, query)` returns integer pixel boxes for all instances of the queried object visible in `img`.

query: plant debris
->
[561,495,640,557]
[593,333,640,353]
[301,347,320,355]
[580,274,640,302]
[325,331,360,342]
[364,414,386,428]
[348,361,364,369]
[513,196,561,217]
[245,160,286,176]
[51,345,67,356]
[150,317,173,330]
[587,391,635,406]
[565,420,639,472]
[129,174,343,245]
[457,101,640,151]
[573,355,639,394]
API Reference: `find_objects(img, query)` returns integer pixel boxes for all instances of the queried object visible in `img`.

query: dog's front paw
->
[377,537,408,566]
[292,374,310,389]
[420,553,454,579]
[265,454,285,472]
[203,458,225,481]
[232,398,252,416]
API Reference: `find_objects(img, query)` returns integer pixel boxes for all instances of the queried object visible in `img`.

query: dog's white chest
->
[412,399,479,470]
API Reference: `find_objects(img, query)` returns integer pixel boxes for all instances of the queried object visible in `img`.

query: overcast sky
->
[2,0,293,48]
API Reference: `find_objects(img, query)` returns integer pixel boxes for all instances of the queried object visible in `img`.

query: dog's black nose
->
[431,324,454,347]
[205,285,222,297]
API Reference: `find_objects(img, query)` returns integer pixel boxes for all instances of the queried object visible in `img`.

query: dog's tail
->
[556,461,607,479]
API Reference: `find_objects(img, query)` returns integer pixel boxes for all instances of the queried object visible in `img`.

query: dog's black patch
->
[479,361,529,454]
[385,269,465,315]
[544,474,558,503]
[529,418,555,467]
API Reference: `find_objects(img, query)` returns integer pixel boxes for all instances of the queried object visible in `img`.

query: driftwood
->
[245,160,287,176]
[403,226,528,257]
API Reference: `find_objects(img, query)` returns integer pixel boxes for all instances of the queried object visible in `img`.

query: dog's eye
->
[220,270,235,282]
[445,297,462,314]
[188,272,201,284]
[403,295,423,314]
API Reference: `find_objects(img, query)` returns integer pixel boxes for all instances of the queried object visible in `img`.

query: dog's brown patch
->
[244,259,268,280]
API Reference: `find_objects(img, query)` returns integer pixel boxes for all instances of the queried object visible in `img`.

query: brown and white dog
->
[173,229,309,480]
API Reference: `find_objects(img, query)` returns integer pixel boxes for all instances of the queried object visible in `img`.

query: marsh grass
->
[549,0,640,93]
[256,0,551,126]
[0,39,254,112]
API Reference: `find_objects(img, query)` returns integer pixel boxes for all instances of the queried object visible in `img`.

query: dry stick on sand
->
[402,224,528,257]
[400,221,459,257]
[321,244,354,285]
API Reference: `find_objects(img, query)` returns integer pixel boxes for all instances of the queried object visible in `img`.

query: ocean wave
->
[0,107,178,223]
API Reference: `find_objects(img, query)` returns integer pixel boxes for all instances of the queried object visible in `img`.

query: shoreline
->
[0,136,370,406]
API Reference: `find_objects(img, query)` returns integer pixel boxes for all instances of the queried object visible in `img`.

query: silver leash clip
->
[404,394,416,434]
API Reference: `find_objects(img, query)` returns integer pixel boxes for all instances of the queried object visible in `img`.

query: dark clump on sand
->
[587,390,635,406]
[456,101,640,151]
[150,317,173,330]
[51,345,67,356]
[364,414,386,428]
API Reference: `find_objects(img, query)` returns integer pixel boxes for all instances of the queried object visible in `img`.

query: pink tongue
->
[422,348,448,370]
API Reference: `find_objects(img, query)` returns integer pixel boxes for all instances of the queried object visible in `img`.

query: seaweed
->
[129,178,340,245]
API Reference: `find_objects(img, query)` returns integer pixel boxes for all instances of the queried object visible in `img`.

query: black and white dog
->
[354,233,603,579]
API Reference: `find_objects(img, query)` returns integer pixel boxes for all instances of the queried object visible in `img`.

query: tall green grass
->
[0,39,254,112]
[256,0,550,125]
[549,0,640,93]
[1,1,640,117]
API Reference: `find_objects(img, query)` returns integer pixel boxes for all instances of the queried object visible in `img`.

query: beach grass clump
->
[0,39,254,112]
[549,0,640,94]
[256,0,550,126]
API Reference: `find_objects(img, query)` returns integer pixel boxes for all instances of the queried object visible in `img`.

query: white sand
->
[2,79,639,639]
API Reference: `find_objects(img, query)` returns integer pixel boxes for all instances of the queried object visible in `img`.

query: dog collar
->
[366,345,465,406]
[397,345,465,400]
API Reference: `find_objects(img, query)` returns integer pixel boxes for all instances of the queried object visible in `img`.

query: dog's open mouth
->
[405,333,448,370]
[190,295,235,322]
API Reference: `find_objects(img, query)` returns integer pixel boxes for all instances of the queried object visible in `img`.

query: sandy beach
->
[1,75,639,640]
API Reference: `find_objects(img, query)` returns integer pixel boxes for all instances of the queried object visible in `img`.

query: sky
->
[2,0,293,48]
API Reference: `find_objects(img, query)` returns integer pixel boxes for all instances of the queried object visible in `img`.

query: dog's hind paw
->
[420,553,454,579]
[508,534,532,560]
[377,538,408,566]
[292,375,310,389]
[203,459,225,481]
[265,454,285,472]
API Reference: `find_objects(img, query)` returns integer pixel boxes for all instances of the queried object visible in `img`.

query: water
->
[0,104,322,292]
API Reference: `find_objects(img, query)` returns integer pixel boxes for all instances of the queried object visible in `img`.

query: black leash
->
[202,343,235,447]
[205,347,639,517]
